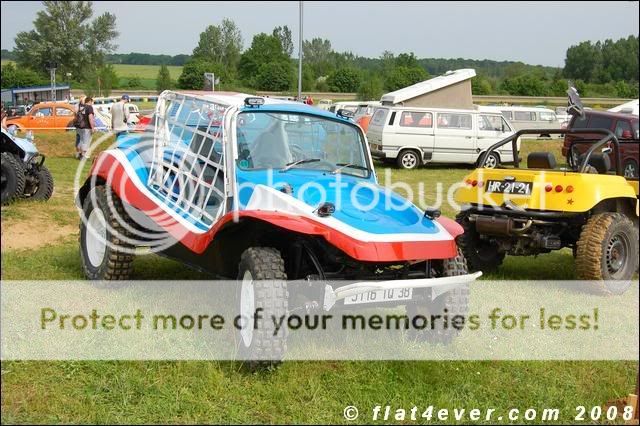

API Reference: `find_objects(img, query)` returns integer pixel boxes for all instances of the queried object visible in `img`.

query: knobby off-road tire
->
[79,185,135,282]
[26,165,54,201]
[1,152,26,205]
[455,211,505,273]
[236,247,288,371]
[575,212,638,294]
[406,249,471,345]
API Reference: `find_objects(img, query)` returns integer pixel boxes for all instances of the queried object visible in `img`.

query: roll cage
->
[478,128,622,176]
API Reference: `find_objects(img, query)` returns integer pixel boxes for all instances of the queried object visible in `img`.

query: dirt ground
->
[0,213,77,250]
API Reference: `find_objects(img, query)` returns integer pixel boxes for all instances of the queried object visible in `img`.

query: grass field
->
[113,64,183,90]
[1,131,636,424]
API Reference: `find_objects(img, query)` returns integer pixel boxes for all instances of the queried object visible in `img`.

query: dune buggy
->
[1,128,54,205]
[454,88,638,294]
[76,91,481,365]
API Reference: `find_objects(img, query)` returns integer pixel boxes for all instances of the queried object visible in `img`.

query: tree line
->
[1,3,638,100]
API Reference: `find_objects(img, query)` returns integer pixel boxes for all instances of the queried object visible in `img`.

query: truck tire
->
[1,152,26,205]
[397,149,421,169]
[455,212,505,272]
[79,185,135,282]
[236,247,288,371]
[406,249,470,344]
[576,213,639,294]
[623,159,639,179]
[26,165,54,201]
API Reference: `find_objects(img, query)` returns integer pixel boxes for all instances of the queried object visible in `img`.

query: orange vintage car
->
[6,102,76,131]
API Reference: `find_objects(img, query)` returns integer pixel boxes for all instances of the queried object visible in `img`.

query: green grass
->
[1,134,636,424]
[113,64,182,90]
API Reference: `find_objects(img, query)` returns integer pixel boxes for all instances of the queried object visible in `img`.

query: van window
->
[371,108,388,126]
[615,120,632,138]
[514,111,535,121]
[437,113,472,129]
[501,111,512,120]
[589,115,613,130]
[538,112,556,121]
[399,111,432,128]
[479,115,506,131]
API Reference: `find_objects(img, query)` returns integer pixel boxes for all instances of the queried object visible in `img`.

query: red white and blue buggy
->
[77,91,480,362]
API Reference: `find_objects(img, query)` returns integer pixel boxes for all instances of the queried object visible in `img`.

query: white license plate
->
[343,288,413,305]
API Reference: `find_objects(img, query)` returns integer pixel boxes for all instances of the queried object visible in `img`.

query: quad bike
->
[1,128,54,205]
[454,88,639,294]
[76,91,481,367]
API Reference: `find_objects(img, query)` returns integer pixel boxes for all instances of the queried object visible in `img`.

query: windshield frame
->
[234,110,373,179]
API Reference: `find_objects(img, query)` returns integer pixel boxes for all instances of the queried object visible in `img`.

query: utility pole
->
[47,61,57,101]
[297,1,303,102]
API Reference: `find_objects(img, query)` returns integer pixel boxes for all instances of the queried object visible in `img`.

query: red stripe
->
[89,153,458,261]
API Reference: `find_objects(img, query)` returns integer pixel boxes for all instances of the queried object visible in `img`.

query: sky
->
[1,1,638,67]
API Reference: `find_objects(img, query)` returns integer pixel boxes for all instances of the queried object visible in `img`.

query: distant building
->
[1,84,71,105]
[381,69,476,109]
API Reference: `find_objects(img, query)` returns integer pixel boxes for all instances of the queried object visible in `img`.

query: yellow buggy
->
[454,90,638,293]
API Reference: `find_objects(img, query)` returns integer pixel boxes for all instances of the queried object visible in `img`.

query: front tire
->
[406,249,470,344]
[25,165,54,201]
[79,185,135,281]
[1,152,26,205]
[575,213,638,294]
[455,212,505,272]
[236,247,288,370]
[397,149,421,170]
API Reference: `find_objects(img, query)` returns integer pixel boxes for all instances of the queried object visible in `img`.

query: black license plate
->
[486,180,532,195]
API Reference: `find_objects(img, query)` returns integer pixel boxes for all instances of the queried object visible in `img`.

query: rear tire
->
[455,212,505,272]
[1,152,26,205]
[397,149,421,170]
[79,185,135,281]
[479,152,500,168]
[26,165,54,201]
[236,247,288,371]
[623,159,638,179]
[575,213,638,294]
[406,249,470,344]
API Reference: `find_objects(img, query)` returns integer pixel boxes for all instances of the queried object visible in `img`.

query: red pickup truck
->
[562,110,639,178]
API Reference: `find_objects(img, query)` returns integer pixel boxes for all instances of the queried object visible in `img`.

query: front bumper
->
[322,271,482,310]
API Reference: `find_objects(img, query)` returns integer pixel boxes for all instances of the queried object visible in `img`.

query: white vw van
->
[366,106,516,169]
[479,105,559,137]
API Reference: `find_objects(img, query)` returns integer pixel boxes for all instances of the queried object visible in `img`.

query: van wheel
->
[623,159,638,179]
[236,247,288,371]
[479,152,500,168]
[397,150,421,169]
[576,213,638,294]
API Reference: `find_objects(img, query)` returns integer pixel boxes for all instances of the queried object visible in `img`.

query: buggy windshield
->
[236,112,370,178]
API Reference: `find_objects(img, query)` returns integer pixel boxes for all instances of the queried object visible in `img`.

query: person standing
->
[76,97,95,160]
[74,96,86,158]
[111,94,130,139]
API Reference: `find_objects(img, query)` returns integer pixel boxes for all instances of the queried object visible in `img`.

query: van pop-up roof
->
[381,68,476,109]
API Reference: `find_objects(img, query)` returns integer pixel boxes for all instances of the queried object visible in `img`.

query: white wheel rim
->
[86,209,107,267]
[240,270,255,347]
[624,163,637,178]
[402,153,417,168]
[484,155,497,168]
